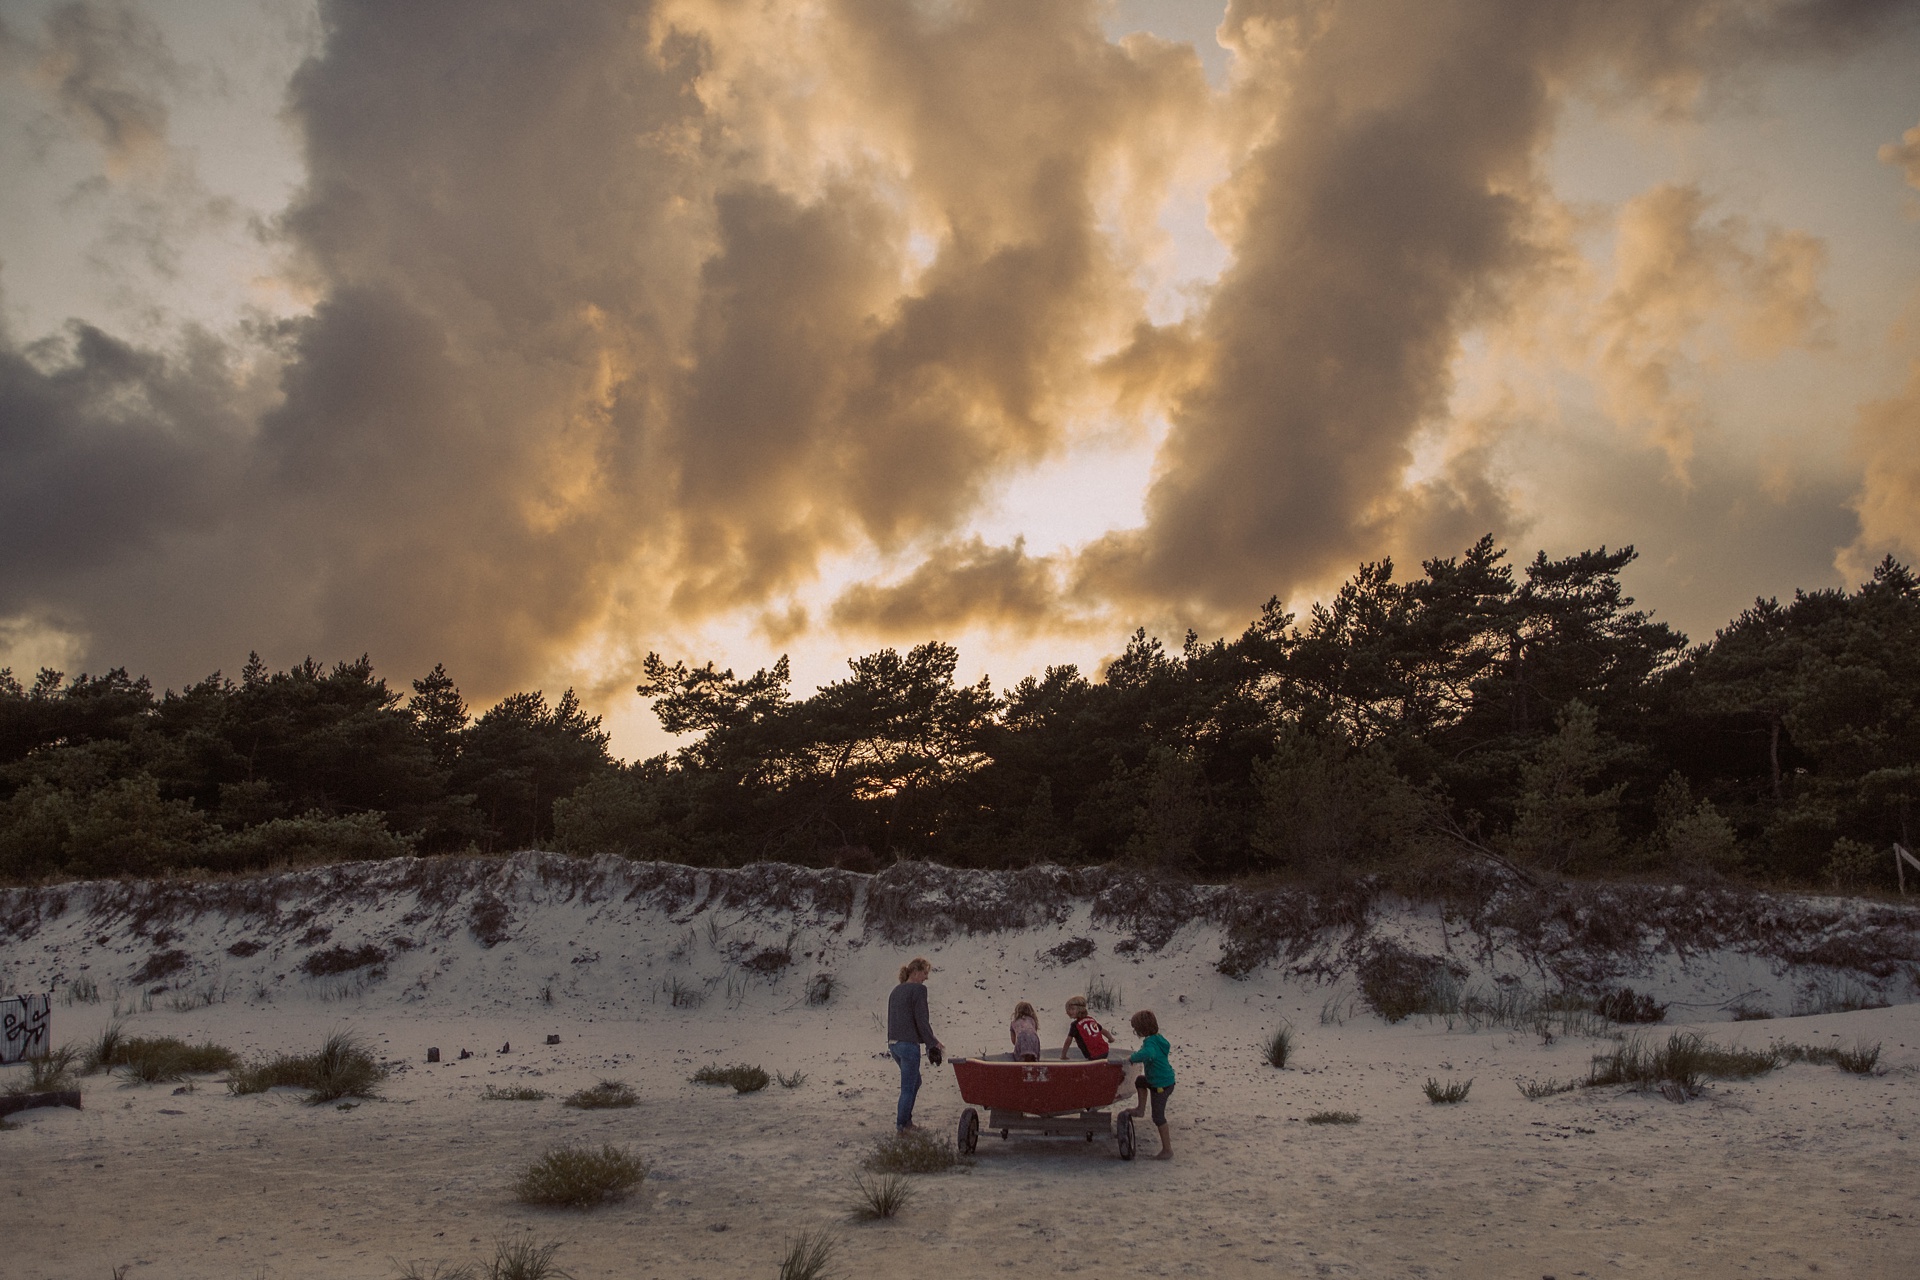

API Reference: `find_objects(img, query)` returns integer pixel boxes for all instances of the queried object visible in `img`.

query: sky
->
[2,0,1919,760]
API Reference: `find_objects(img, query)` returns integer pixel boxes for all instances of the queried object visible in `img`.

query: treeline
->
[3,536,1916,890]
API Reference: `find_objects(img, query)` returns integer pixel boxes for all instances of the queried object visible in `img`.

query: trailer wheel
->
[1115,1111,1136,1161]
[958,1107,979,1155]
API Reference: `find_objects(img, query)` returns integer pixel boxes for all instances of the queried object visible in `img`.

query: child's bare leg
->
[1154,1123,1172,1159]
[1131,1082,1148,1118]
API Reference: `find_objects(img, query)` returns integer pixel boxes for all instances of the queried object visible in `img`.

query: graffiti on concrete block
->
[1,993,51,1064]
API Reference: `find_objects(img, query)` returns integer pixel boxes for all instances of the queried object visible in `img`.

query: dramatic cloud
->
[0,0,1915,719]
[1884,119,1920,192]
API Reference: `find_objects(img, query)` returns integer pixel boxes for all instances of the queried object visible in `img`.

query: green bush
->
[200,811,414,875]
[691,1063,769,1093]
[514,1144,645,1208]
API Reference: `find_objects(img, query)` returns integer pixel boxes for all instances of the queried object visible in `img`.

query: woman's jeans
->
[889,1042,921,1129]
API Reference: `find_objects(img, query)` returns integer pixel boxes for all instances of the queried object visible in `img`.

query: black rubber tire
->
[958,1107,980,1156]
[1116,1111,1136,1161]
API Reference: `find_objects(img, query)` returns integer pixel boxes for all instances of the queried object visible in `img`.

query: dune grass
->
[1516,1077,1579,1100]
[482,1085,550,1101]
[1775,1040,1881,1075]
[561,1079,635,1109]
[1263,1026,1293,1069]
[1423,1077,1473,1104]
[1304,1110,1359,1125]
[691,1063,770,1093]
[1586,1032,1776,1097]
[7,1044,81,1094]
[78,1029,238,1085]
[777,1230,840,1280]
[229,1031,386,1104]
[514,1143,645,1209]
[849,1171,915,1220]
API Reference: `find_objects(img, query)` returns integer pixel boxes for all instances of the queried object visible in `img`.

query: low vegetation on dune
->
[864,1128,963,1174]
[481,1085,549,1101]
[691,1063,770,1094]
[1423,1077,1473,1104]
[1305,1110,1359,1125]
[514,1143,645,1209]
[849,1171,915,1220]
[777,1231,840,1280]
[229,1031,386,1104]
[561,1079,634,1109]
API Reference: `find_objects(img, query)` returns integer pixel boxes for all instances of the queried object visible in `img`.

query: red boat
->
[950,1052,1140,1159]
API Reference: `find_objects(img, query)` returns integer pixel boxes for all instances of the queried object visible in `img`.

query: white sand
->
[3,858,1917,1279]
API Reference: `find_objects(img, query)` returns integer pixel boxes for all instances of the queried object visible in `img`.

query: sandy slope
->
[3,857,1917,1279]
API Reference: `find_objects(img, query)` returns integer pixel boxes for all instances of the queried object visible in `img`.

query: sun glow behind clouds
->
[1,1,1918,760]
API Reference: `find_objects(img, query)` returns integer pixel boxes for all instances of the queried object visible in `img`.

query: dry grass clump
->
[691,1063,770,1093]
[805,972,837,1006]
[7,1044,81,1094]
[561,1079,635,1109]
[1304,1110,1359,1125]
[393,1238,573,1280]
[863,1128,962,1174]
[1593,986,1668,1024]
[1263,1026,1293,1069]
[1776,1040,1882,1075]
[482,1085,550,1101]
[1423,1077,1473,1104]
[1585,1032,1776,1098]
[300,943,387,977]
[1516,1077,1578,1100]
[849,1171,915,1220]
[229,1031,386,1104]
[514,1143,645,1209]
[80,1028,237,1084]
[778,1230,840,1280]
[1085,975,1120,1013]
[777,1070,808,1089]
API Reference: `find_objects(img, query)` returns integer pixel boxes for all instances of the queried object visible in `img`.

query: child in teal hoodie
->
[1128,1009,1175,1160]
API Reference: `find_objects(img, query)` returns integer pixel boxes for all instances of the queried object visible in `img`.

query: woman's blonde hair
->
[1012,1000,1037,1022]
[898,956,932,983]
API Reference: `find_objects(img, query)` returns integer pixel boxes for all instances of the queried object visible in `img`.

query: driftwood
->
[0,1090,82,1118]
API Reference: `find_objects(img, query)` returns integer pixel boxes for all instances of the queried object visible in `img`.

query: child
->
[1128,1009,1174,1160]
[1060,994,1111,1060]
[1009,1001,1042,1061]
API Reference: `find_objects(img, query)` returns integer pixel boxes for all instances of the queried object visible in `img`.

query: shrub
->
[691,1064,770,1093]
[133,948,192,985]
[230,1031,386,1104]
[198,810,415,875]
[778,1231,839,1280]
[1423,1077,1473,1104]
[1358,945,1454,1023]
[482,1085,550,1101]
[805,973,837,1006]
[1304,1111,1359,1125]
[562,1080,635,1109]
[849,1171,914,1220]
[1729,1003,1773,1022]
[863,1128,961,1174]
[777,1071,808,1089]
[301,944,387,978]
[90,1035,237,1084]
[515,1144,645,1209]
[1263,1026,1292,1069]
[1594,987,1667,1024]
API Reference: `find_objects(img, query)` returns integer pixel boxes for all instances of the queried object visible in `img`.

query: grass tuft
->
[1593,987,1668,1024]
[482,1085,550,1101]
[1085,975,1120,1013]
[777,1230,840,1280]
[229,1031,386,1104]
[849,1171,915,1220]
[691,1063,770,1093]
[562,1079,635,1109]
[8,1044,81,1094]
[1516,1076,1578,1100]
[863,1128,962,1174]
[392,1261,479,1280]
[777,1070,808,1089]
[486,1236,573,1280]
[1423,1077,1473,1104]
[1262,1025,1293,1069]
[83,1021,126,1074]
[805,973,836,1006]
[514,1143,646,1209]
[1728,1003,1774,1022]
[1304,1110,1359,1125]
[1775,1040,1881,1075]
[64,976,100,1005]
[1586,1031,1777,1098]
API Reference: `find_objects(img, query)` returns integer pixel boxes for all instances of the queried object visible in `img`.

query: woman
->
[886,956,944,1132]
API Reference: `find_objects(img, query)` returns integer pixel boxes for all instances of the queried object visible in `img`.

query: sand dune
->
[3,855,1917,1279]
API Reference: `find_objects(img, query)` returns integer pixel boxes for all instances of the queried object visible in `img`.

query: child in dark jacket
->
[1128,1009,1175,1159]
